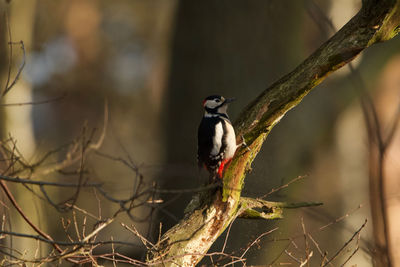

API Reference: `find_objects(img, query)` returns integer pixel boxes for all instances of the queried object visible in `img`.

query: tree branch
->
[147,1,400,266]
[237,197,322,220]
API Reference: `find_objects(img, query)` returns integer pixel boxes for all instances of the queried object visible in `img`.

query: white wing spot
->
[211,122,223,156]
[224,121,236,159]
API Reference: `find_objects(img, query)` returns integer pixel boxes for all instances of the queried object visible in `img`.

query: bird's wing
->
[197,117,218,168]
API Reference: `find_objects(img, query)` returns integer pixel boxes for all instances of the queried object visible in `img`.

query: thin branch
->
[285,249,302,264]
[323,219,367,266]
[2,41,26,97]
[339,231,361,267]
[0,94,67,107]
[0,174,101,187]
[82,218,114,243]
[121,222,155,250]
[238,197,322,220]
[318,205,362,232]
[260,175,307,199]
[0,180,64,254]
[301,217,311,267]
[221,220,234,254]
[307,233,332,267]
[300,251,313,267]
[0,230,140,247]
[240,227,278,259]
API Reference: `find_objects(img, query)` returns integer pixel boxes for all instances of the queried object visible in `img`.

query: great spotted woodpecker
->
[197,95,237,181]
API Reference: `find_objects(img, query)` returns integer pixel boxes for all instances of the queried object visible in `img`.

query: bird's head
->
[202,95,235,115]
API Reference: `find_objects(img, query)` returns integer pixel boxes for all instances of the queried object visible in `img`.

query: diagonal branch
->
[147,1,400,266]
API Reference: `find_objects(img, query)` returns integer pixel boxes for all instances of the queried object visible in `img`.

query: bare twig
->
[301,217,311,267]
[323,219,367,266]
[0,230,140,247]
[318,205,362,232]
[0,181,61,250]
[1,12,26,97]
[307,233,332,267]
[0,174,101,187]
[260,175,307,199]
[2,40,26,97]
[300,251,313,267]
[221,220,234,254]
[82,218,114,243]
[121,222,155,250]
[0,94,66,107]
[285,249,302,264]
[240,227,278,259]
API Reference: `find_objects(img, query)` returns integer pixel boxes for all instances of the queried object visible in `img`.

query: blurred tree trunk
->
[0,0,41,259]
[2,0,36,157]
[369,55,400,267]
[369,143,391,267]
[148,0,400,266]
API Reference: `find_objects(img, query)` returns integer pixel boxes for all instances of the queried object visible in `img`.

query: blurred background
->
[1,0,400,266]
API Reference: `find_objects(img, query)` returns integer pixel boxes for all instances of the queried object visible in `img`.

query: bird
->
[197,95,237,182]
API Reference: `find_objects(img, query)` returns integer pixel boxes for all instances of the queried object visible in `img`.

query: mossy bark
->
[147,1,400,266]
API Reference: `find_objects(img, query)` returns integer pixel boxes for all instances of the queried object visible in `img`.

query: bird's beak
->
[224,98,236,104]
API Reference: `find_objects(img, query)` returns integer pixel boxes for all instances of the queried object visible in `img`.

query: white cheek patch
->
[211,122,223,155]
[205,100,220,109]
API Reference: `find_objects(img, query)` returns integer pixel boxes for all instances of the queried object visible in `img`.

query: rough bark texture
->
[147,1,400,266]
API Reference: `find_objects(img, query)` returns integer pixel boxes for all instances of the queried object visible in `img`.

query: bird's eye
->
[215,99,220,103]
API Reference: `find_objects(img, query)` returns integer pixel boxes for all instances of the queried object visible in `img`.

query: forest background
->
[1,0,400,266]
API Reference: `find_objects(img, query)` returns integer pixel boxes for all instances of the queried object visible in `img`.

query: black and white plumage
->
[197,95,237,180]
